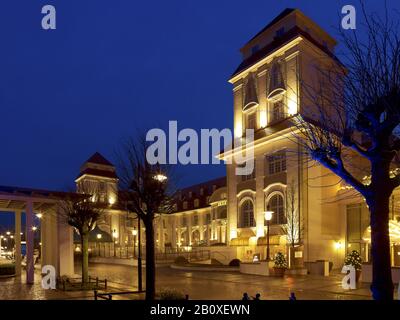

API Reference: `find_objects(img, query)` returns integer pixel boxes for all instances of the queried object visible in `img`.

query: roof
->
[172,176,226,213]
[85,152,114,167]
[231,26,342,78]
[76,168,118,180]
[245,8,295,45]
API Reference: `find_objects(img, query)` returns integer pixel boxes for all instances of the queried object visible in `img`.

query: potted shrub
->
[344,250,362,281]
[273,252,287,277]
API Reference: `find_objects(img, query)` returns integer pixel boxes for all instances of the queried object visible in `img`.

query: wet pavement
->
[0,263,380,300]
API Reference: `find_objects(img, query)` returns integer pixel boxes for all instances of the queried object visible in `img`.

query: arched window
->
[267,194,285,225]
[239,200,255,228]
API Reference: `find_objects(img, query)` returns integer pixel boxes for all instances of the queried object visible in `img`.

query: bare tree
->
[59,188,103,285]
[292,4,400,299]
[283,179,303,269]
[116,135,175,300]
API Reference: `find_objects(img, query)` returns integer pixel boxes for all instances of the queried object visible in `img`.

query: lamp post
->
[132,229,138,259]
[96,234,102,256]
[137,217,143,291]
[265,209,273,261]
[0,235,3,256]
[112,229,118,257]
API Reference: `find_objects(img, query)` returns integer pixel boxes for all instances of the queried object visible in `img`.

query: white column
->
[15,211,22,276]
[176,216,181,246]
[227,163,238,241]
[158,217,164,253]
[199,214,204,241]
[58,206,74,276]
[187,214,192,245]
[255,155,265,237]
[206,216,210,246]
[42,209,58,268]
[25,201,34,284]
[171,216,176,249]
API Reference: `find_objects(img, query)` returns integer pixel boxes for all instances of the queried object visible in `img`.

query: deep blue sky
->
[0,0,398,194]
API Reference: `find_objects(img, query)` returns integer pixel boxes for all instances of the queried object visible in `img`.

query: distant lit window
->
[206,213,211,224]
[200,188,204,196]
[183,201,188,210]
[194,199,200,208]
[193,215,198,225]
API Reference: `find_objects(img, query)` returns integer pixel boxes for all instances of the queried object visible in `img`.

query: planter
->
[356,270,361,282]
[273,267,286,277]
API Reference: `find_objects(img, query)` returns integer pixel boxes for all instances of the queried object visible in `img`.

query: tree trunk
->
[368,160,394,300]
[145,219,156,300]
[81,233,89,285]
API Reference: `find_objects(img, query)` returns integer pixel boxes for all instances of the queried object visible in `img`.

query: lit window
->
[266,151,286,175]
[266,194,285,225]
[183,201,188,210]
[194,199,199,208]
[239,200,255,228]
[246,111,256,130]
[272,100,284,122]
[239,162,256,181]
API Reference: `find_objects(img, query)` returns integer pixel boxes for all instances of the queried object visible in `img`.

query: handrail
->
[94,290,145,300]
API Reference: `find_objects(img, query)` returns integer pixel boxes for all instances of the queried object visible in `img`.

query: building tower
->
[225,8,342,264]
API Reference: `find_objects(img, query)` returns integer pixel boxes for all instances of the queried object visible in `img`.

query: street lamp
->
[132,229,138,259]
[265,209,273,261]
[154,173,167,182]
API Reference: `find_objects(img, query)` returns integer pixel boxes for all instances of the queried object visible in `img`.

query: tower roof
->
[85,152,114,166]
[245,8,295,45]
[76,152,118,181]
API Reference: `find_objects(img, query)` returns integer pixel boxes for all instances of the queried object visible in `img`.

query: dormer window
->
[275,27,285,38]
[268,62,285,95]
[243,73,259,111]
[251,45,260,55]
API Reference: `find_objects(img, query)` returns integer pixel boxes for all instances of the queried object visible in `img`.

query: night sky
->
[0,0,398,201]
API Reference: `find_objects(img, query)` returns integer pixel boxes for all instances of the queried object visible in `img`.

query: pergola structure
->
[0,186,74,284]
